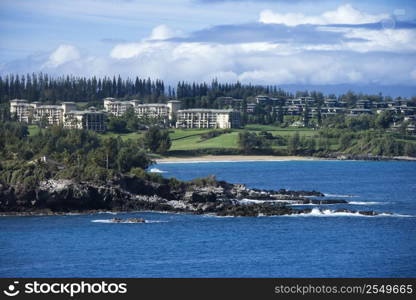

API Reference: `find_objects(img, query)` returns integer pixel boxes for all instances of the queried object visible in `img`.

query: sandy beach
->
[156,155,323,163]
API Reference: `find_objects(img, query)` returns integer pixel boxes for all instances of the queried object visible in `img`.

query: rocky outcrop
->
[0,176,386,217]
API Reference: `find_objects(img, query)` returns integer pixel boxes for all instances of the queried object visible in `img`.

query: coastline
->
[155,155,416,164]
[156,155,324,163]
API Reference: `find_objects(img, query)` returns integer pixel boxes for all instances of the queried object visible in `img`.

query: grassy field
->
[25,123,415,157]
[28,125,40,136]
[169,125,319,151]
[98,131,144,141]
[27,124,319,151]
[244,124,317,137]
[170,131,240,150]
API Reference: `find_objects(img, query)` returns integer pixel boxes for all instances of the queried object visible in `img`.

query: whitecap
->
[148,168,167,173]
[324,193,358,198]
[97,211,118,215]
[348,201,384,205]
[91,219,167,223]
[91,219,113,223]
[238,199,298,205]
[285,208,412,218]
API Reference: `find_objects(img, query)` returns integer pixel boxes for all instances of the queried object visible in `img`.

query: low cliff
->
[0,175,385,217]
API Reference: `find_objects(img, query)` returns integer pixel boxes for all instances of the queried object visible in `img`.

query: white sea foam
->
[288,203,320,206]
[148,168,167,173]
[91,219,167,223]
[238,199,295,205]
[144,220,168,223]
[91,219,113,223]
[324,193,358,198]
[348,201,384,205]
[286,208,412,218]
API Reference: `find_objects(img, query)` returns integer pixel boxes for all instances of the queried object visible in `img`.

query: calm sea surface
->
[1,161,415,277]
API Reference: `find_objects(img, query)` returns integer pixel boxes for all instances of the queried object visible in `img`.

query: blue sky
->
[0,0,415,93]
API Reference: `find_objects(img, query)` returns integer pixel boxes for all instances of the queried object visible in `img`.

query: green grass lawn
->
[98,131,144,141]
[26,124,338,153]
[169,128,213,140]
[28,125,40,136]
[170,131,239,150]
[169,126,319,151]
[244,124,316,136]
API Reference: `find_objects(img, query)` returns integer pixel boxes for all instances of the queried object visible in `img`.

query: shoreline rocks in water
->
[0,176,388,217]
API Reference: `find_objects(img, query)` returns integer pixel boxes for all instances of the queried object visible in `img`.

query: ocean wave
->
[348,201,385,205]
[96,211,118,215]
[91,219,167,223]
[286,208,412,217]
[238,199,295,204]
[148,168,167,173]
[324,193,358,198]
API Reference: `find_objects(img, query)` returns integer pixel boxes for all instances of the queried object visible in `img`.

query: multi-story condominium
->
[133,103,169,119]
[63,107,106,132]
[286,105,303,116]
[246,103,257,114]
[10,99,106,132]
[324,98,338,107]
[32,103,68,125]
[217,97,244,110]
[256,95,284,106]
[103,98,133,117]
[286,97,315,106]
[10,99,76,125]
[348,108,373,116]
[9,99,36,123]
[176,109,241,129]
[103,98,180,120]
[356,99,372,109]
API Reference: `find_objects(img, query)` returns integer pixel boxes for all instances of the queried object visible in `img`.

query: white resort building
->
[63,107,107,132]
[103,98,181,121]
[9,99,106,132]
[175,109,241,129]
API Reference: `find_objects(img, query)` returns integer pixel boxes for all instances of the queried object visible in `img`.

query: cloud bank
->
[259,4,389,26]
[1,4,416,91]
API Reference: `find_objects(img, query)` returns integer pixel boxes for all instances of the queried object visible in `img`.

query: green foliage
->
[143,127,172,153]
[345,115,374,131]
[287,132,300,155]
[200,129,232,141]
[375,111,394,129]
[238,131,270,153]
[191,175,218,187]
[0,121,153,185]
[108,117,128,133]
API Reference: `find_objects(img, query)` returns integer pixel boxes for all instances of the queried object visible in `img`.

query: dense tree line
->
[2,73,414,109]
[0,73,166,104]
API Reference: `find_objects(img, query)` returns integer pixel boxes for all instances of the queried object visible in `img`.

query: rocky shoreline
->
[0,175,389,217]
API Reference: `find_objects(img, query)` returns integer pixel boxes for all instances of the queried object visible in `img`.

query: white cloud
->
[259,4,389,26]
[103,39,416,86]
[319,27,416,53]
[149,24,182,40]
[42,44,80,68]
[3,35,411,87]
[110,42,170,59]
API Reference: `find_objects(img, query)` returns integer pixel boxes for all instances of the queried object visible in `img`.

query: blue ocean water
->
[1,161,415,277]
